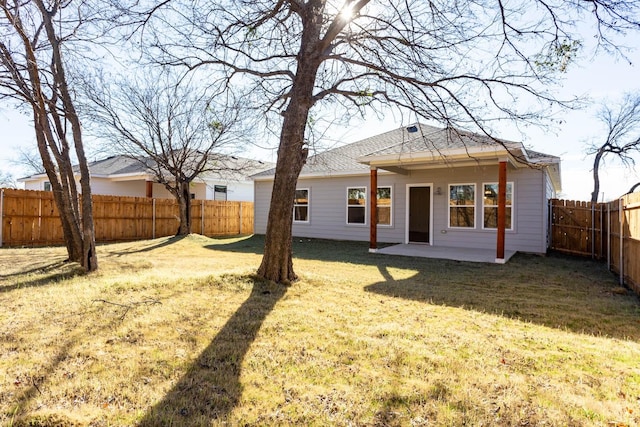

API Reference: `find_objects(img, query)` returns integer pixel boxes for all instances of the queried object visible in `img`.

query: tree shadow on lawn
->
[366,258,640,341]
[138,277,287,426]
[102,234,189,256]
[210,235,640,341]
[0,260,85,294]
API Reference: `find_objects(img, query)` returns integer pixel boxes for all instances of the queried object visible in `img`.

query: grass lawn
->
[1,234,639,426]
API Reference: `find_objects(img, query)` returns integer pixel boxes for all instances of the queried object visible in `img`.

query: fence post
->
[600,204,604,260]
[591,202,595,259]
[201,200,205,236]
[607,202,610,270]
[547,199,552,250]
[152,198,156,239]
[619,197,624,286]
[0,188,4,248]
[239,202,242,235]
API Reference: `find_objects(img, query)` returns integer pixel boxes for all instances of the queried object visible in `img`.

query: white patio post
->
[495,160,507,263]
[369,167,378,253]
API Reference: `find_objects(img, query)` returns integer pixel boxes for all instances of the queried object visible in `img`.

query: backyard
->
[1,234,639,426]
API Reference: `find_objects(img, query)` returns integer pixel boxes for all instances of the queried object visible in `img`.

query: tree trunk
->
[176,181,192,235]
[591,149,604,203]
[257,3,323,284]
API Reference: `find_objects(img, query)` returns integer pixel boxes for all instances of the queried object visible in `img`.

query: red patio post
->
[496,160,507,262]
[369,167,378,252]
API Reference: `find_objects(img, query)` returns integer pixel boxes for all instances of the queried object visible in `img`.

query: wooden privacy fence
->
[0,188,254,247]
[549,193,640,293]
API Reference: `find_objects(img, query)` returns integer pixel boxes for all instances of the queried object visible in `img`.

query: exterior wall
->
[23,177,226,201]
[91,178,147,197]
[23,177,48,191]
[204,180,254,202]
[254,164,550,254]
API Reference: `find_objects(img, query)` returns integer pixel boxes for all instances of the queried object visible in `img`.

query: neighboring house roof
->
[18,154,274,183]
[253,123,561,191]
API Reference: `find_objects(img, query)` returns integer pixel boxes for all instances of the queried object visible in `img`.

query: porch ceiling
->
[358,146,522,174]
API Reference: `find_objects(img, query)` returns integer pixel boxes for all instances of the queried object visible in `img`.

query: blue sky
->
[1,38,639,201]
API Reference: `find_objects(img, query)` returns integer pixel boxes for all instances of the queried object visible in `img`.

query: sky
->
[1,35,639,202]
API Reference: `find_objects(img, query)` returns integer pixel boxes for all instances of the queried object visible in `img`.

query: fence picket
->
[549,195,640,294]
[0,188,253,247]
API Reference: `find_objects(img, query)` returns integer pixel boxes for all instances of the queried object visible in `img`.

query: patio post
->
[496,160,507,263]
[146,180,153,198]
[369,167,378,252]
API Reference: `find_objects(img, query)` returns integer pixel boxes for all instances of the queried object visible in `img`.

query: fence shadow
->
[138,277,287,426]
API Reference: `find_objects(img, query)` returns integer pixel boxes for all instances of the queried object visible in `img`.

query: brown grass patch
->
[1,235,639,426]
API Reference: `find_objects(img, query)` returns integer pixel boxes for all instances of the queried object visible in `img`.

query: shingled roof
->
[253,123,559,178]
[20,154,274,182]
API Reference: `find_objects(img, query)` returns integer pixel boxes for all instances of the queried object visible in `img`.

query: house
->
[253,124,561,262]
[19,154,274,202]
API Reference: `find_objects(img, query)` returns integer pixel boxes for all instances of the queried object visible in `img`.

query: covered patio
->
[375,244,517,263]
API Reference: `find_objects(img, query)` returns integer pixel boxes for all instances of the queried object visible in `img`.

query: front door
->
[408,186,431,243]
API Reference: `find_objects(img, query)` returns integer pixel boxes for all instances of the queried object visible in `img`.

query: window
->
[377,186,392,226]
[347,187,366,224]
[43,181,51,191]
[294,188,309,222]
[482,182,513,229]
[449,184,475,228]
[214,185,227,201]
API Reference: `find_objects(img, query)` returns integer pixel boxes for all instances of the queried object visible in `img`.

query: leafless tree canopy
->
[0,0,98,271]
[117,0,638,136]
[589,93,640,202]
[82,71,244,234]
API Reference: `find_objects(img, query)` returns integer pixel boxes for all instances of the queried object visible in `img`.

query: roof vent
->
[406,125,418,133]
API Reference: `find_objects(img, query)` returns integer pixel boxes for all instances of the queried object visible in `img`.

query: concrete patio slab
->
[374,244,516,263]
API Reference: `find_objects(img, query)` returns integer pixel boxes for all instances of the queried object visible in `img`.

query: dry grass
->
[1,234,639,426]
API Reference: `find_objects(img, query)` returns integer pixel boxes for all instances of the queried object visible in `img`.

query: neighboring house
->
[253,123,561,261]
[19,154,273,202]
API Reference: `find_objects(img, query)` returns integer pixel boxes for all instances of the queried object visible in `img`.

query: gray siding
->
[542,170,557,250]
[254,164,549,253]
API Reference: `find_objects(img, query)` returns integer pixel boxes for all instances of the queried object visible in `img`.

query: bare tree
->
[14,146,46,174]
[82,72,242,235]
[0,0,97,271]
[119,0,639,283]
[589,93,640,202]
[0,170,16,188]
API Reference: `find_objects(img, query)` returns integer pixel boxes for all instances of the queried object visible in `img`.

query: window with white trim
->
[347,187,366,224]
[482,182,513,229]
[377,186,392,226]
[293,188,309,222]
[44,181,51,191]
[449,184,475,228]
